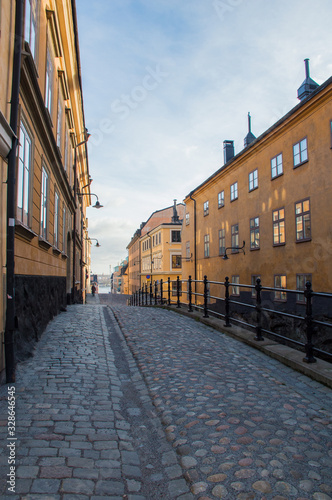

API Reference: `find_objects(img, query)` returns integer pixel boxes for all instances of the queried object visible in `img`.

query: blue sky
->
[76,0,332,274]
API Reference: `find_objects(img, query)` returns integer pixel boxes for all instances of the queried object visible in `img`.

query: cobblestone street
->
[0,294,332,499]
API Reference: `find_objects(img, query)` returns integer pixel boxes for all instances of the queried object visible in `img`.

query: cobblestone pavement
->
[107,300,332,500]
[0,295,331,500]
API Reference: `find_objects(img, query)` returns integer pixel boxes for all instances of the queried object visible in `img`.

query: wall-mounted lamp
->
[78,192,104,209]
[84,237,101,247]
[223,241,245,260]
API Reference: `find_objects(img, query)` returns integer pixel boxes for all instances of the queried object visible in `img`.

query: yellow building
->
[182,63,332,308]
[127,228,142,295]
[1,0,91,381]
[139,201,185,296]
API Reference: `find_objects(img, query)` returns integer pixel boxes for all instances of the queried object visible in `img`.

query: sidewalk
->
[0,295,332,499]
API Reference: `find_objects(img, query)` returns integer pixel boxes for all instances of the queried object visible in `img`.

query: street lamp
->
[85,237,101,247]
[223,241,246,260]
[78,192,103,209]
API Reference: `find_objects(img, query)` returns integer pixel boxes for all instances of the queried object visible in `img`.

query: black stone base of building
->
[14,275,67,362]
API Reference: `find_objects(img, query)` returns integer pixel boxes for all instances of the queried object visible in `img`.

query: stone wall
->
[14,275,67,361]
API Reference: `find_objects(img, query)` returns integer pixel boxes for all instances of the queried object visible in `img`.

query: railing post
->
[176,276,181,308]
[203,275,209,318]
[303,281,316,363]
[160,278,163,305]
[154,281,157,305]
[255,278,264,341]
[188,275,193,312]
[168,277,171,305]
[149,281,153,305]
[224,276,231,327]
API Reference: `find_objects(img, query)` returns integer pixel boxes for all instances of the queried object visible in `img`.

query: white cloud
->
[76,0,332,273]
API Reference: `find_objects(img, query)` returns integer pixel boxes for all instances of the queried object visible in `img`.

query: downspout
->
[5,0,24,383]
[72,148,77,303]
[189,193,197,304]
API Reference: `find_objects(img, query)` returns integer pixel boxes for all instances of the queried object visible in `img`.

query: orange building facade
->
[182,71,332,307]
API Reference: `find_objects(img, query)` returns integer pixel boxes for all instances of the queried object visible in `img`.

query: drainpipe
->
[5,0,24,383]
[189,193,197,304]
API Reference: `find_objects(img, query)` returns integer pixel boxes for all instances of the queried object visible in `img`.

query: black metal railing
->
[129,276,332,364]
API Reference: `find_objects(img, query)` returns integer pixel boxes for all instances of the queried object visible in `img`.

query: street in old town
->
[0,294,332,500]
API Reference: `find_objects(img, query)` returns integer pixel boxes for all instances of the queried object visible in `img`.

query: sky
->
[75,0,332,275]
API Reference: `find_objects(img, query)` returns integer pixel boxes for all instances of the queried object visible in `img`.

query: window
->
[250,217,260,249]
[54,191,59,247]
[274,275,287,301]
[218,191,224,208]
[273,208,285,245]
[57,89,63,148]
[45,48,53,115]
[185,213,190,225]
[171,230,181,243]
[330,120,332,148]
[251,275,261,298]
[204,234,210,258]
[186,241,190,259]
[295,199,311,241]
[17,122,32,226]
[296,274,312,303]
[24,0,37,60]
[231,224,239,252]
[203,201,209,216]
[249,169,258,191]
[230,182,238,201]
[172,255,181,269]
[231,276,240,296]
[62,205,67,253]
[219,228,225,256]
[271,153,283,179]
[293,138,308,167]
[40,166,49,239]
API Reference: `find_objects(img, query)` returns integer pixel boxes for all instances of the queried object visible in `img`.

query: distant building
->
[182,61,332,308]
[112,260,128,294]
[127,201,185,295]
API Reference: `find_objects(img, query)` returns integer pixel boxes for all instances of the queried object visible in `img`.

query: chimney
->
[244,112,256,147]
[223,140,234,164]
[297,59,319,101]
[171,199,180,223]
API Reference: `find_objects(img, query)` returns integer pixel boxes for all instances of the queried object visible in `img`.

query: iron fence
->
[129,276,332,364]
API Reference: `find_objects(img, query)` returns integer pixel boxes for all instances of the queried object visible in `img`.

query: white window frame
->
[249,169,258,191]
[230,182,238,201]
[271,153,283,179]
[40,166,49,240]
[293,138,308,167]
[54,191,59,247]
[17,122,32,226]
[218,190,224,208]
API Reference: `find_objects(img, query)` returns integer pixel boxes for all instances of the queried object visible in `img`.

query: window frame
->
[273,208,286,246]
[296,274,312,303]
[204,234,210,258]
[171,254,182,269]
[54,190,59,248]
[295,198,311,242]
[274,274,287,302]
[45,46,54,117]
[230,182,238,202]
[293,137,308,168]
[250,216,260,250]
[185,213,190,225]
[231,275,240,296]
[248,169,258,192]
[40,165,49,240]
[231,224,239,253]
[203,200,209,216]
[218,228,225,256]
[17,121,33,227]
[24,0,37,60]
[271,153,283,179]
[218,190,225,208]
[171,229,181,243]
